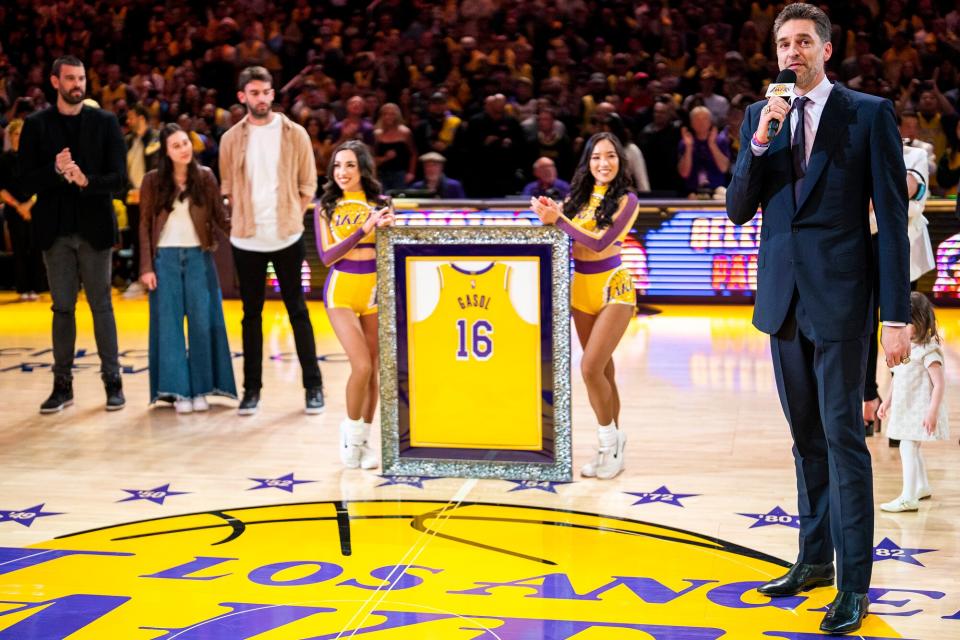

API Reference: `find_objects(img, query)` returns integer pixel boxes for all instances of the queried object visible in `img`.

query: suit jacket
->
[18,105,127,251]
[726,83,909,341]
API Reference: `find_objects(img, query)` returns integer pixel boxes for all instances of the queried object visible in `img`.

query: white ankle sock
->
[598,423,617,446]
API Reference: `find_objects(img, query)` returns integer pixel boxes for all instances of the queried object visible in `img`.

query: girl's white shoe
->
[192,396,209,412]
[880,497,919,513]
[174,398,193,414]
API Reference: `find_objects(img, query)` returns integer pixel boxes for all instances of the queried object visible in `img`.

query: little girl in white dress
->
[877,292,949,512]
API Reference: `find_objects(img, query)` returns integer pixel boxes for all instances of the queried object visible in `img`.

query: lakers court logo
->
[0,500,905,638]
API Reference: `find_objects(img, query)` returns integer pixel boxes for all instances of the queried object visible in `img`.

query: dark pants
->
[6,206,47,293]
[231,237,322,392]
[770,292,873,593]
[863,233,918,403]
[863,235,881,403]
[42,234,120,377]
[127,203,141,283]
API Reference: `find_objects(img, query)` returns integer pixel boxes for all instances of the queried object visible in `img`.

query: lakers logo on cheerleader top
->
[329,191,376,244]
[572,183,610,231]
[407,261,542,450]
[321,191,379,316]
[570,184,637,314]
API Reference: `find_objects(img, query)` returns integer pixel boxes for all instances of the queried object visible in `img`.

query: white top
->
[230,114,302,253]
[158,197,201,247]
[885,339,950,441]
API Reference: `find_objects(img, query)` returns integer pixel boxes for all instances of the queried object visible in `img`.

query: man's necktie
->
[792,96,809,203]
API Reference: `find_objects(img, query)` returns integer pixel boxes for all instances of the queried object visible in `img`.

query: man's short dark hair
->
[52,55,84,77]
[130,103,150,120]
[773,3,832,45]
[898,110,919,125]
[238,66,272,91]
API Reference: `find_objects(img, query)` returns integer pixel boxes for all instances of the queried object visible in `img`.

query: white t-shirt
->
[158,197,201,247]
[231,114,302,252]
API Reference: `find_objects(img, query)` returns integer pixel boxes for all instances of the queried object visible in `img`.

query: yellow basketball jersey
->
[408,262,542,449]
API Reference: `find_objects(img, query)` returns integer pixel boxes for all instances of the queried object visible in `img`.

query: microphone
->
[765,69,797,140]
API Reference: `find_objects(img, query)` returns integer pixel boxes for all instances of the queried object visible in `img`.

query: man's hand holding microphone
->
[755,69,797,145]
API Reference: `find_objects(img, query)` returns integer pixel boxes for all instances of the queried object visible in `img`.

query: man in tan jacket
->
[220,66,323,415]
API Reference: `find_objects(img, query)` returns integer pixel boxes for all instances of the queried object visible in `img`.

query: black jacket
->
[19,105,127,251]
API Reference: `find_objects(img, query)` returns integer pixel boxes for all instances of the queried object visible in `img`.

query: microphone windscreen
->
[775,69,797,84]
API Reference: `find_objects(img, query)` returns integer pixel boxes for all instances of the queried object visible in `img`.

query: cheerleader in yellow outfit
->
[316,140,395,469]
[530,132,640,480]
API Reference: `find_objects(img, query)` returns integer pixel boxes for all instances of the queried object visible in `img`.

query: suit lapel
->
[795,84,854,215]
[762,105,795,216]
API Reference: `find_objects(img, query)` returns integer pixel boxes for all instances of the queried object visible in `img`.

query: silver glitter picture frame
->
[377,224,572,481]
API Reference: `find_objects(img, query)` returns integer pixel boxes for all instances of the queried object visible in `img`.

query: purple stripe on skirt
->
[573,255,622,274]
[334,258,377,274]
[322,269,335,306]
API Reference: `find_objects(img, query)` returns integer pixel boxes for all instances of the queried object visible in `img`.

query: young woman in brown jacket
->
[139,124,237,412]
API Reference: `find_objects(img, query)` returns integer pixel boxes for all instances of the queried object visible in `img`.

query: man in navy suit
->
[726,4,910,634]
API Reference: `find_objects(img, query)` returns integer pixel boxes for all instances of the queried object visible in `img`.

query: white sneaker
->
[596,430,627,479]
[174,398,193,414]
[192,396,209,412]
[581,427,626,479]
[880,497,919,512]
[359,423,379,470]
[123,281,146,298]
[340,419,364,468]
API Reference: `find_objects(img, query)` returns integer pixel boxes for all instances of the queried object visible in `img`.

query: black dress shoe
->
[238,390,260,416]
[102,373,126,411]
[820,591,869,634]
[757,562,834,597]
[305,386,325,414]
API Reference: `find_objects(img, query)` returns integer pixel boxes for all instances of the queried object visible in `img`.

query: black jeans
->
[231,237,322,392]
[42,234,120,377]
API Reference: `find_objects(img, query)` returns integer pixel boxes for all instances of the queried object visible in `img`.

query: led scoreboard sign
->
[233,200,955,303]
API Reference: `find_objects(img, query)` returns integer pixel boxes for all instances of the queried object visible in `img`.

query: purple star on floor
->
[507,480,570,494]
[248,473,316,493]
[118,483,190,505]
[873,537,937,567]
[625,485,700,507]
[738,506,801,529]
[0,503,63,528]
[376,476,440,489]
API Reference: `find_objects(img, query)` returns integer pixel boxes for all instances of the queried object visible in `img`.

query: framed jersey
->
[377,225,572,481]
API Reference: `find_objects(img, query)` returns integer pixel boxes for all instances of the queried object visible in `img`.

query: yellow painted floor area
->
[0,292,958,638]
